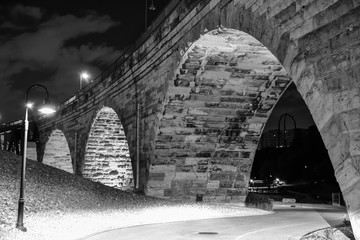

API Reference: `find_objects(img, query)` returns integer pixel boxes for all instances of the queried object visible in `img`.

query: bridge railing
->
[0,119,24,133]
[52,0,187,116]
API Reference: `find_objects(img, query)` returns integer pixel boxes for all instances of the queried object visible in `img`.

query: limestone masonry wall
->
[147,28,290,200]
[83,107,134,190]
[43,130,73,173]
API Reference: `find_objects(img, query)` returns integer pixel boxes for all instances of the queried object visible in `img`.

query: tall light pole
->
[79,72,89,90]
[145,0,156,30]
[16,84,56,232]
[0,114,2,151]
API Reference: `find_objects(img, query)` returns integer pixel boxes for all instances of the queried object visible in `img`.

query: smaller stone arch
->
[83,106,134,190]
[43,129,73,173]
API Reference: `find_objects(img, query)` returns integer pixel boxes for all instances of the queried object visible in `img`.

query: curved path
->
[78,204,347,240]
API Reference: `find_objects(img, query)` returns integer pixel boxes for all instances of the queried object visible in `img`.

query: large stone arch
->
[43,129,73,173]
[148,28,291,200]
[155,2,360,235]
[152,19,360,234]
[83,106,134,190]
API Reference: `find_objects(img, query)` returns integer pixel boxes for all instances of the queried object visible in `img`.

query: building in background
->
[258,128,308,150]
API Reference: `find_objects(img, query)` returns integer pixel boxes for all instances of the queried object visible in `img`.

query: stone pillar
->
[337,158,360,239]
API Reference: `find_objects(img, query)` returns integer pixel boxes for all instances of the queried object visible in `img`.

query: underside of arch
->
[83,107,134,190]
[43,129,73,173]
[147,28,291,200]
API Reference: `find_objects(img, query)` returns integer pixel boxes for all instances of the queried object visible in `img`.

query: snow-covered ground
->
[0,150,269,240]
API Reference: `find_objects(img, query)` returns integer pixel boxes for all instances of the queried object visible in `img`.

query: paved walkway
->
[77,203,348,240]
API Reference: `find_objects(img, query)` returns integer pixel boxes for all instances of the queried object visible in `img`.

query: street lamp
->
[149,0,156,10]
[145,0,156,30]
[16,84,56,232]
[0,114,2,151]
[0,114,2,150]
[79,72,89,89]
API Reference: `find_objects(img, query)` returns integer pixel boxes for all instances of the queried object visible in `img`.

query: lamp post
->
[145,0,156,30]
[277,113,296,148]
[16,84,56,232]
[0,114,2,151]
[79,72,89,90]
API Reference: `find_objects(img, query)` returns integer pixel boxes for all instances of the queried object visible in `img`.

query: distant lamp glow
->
[26,103,34,108]
[80,71,90,89]
[149,0,156,10]
[145,0,156,30]
[81,72,89,80]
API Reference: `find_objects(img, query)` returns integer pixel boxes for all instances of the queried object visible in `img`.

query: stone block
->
[149,172,166,181]
[226,189,247,196]
[234,180,247,188]
[148,180,170,188]
[145,187,164,197]
[220,180,233,188]
[150,164,176,173]
[173,172,198,181]
[206,180,220,189]
[185,157,207,165]
[230,195,246,202]
[210,172,229,180]
[193,179,207,188]
[163,189,172,197]
[335,158,360,192]
[334,89,360,114]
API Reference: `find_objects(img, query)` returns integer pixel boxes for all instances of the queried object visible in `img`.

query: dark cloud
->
[0,4,121,122]
[0,4,43,31]
[10,4,43,20]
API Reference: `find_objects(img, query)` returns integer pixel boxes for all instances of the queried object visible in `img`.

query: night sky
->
[0,0,170,123]
[0,0,315,132]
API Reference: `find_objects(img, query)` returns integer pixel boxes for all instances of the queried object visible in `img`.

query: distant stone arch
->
[83,106,134,190]
[43,129,73,173]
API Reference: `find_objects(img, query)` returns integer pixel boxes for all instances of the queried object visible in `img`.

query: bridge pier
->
[145,28,290,201]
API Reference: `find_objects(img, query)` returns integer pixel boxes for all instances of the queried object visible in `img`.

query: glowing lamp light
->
[38,105,56,115]
[149,0,156,10]
[80,71,90,89]
[80,72,89,80]
[26,102,34,108]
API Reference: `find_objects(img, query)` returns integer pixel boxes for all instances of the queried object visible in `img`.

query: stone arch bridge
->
[33,0,360,237]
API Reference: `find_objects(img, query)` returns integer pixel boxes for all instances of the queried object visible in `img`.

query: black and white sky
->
[0,0,315,130]
[0,0,170,123]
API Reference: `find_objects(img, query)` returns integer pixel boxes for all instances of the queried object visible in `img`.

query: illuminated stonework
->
[148,28,290,200]
[43,129,73,173]
[83,107,134,190]
[35,2,360,238]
